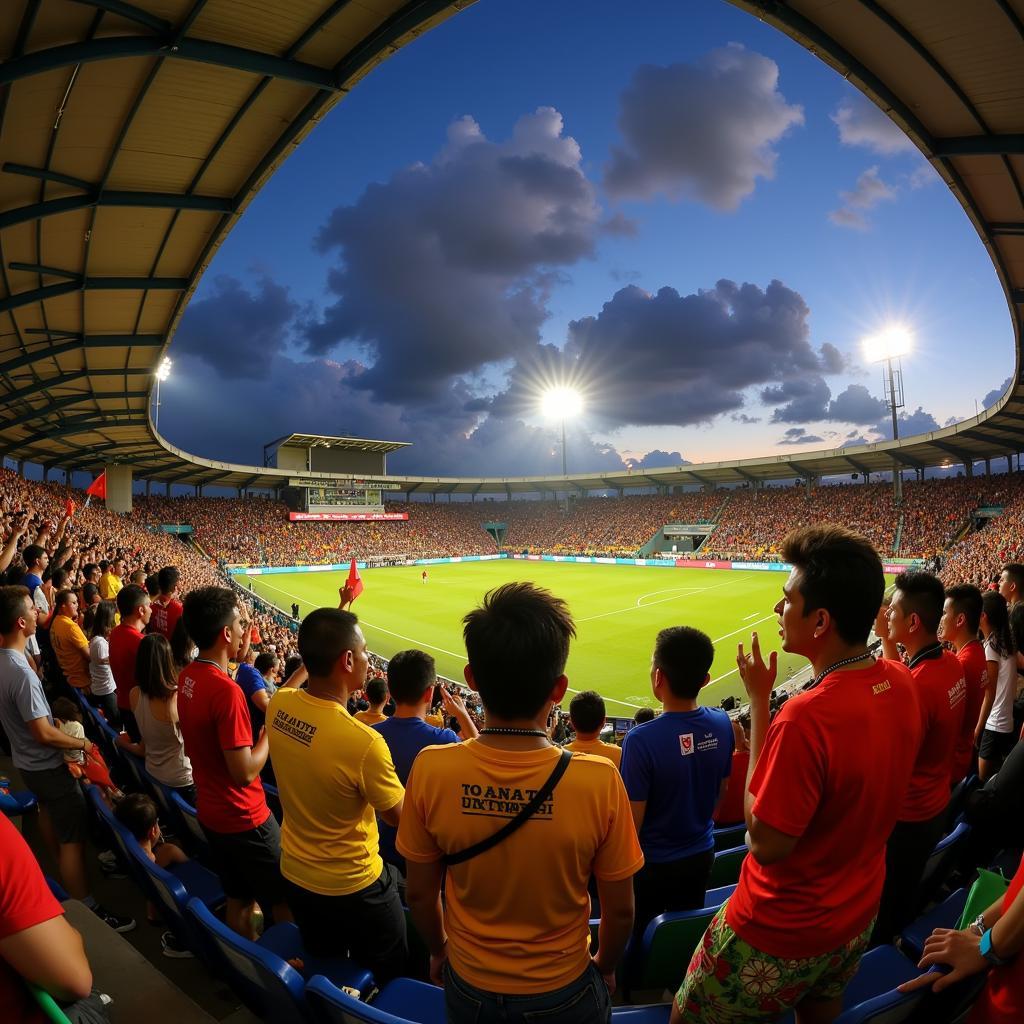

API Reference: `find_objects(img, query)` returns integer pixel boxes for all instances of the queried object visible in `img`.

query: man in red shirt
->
[109,584,150,741]
[176,586,290,938]
[673,526,922,1024]
[940,584,988,784]
[872,572,967,945]
[148,566,183,640]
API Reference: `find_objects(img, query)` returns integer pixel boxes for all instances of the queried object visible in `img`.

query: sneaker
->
[160,931,194,959]
[93,906,136,933]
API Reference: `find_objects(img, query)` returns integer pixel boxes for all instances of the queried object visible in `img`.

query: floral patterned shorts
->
[675,902,873,1023]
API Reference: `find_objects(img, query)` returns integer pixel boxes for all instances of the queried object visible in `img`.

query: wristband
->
[980,928,1009,966]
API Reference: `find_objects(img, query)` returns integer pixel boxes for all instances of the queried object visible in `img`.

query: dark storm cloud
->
[983,376,1012,409]
[172,274,297,379]
[871,406,940,441]
[778,427,824,446]
[305,108,602,403]
[826,384,888,424]
[604,45,804,210]
[762,376,831,423]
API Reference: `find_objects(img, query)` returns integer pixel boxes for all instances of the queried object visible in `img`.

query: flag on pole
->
[84,470,107,507]
[346,557,364,603]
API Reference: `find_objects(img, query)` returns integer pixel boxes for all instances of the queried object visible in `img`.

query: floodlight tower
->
[541,387,584,477]
[863,326,911,500]
[154,357,172,430]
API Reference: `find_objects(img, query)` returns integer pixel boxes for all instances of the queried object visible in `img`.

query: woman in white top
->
[979,590,1018,781]
[86,600,120,728]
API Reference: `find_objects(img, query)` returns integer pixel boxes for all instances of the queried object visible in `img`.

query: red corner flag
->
[345,557,364,603]
[85,471,107,502]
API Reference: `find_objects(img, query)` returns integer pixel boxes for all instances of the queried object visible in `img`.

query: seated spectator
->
[86,601,119,727]
[621,627,733,939]
[268,606,407,983]
[398,582,643,1022]
[978,591,1018,781]
[673,527,922,1024]
[51,697,122,803]
[354,677,389,725]
[565,690,622,768]
[374,650,477,872]
[0,812,95,1020]
[713,720,750,826]
[177,587,289,938]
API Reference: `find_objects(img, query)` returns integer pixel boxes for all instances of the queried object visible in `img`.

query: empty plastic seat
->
[898,888,968,960]
[712,823,746,851]
[707,844,747,889]
[917,822,971,911]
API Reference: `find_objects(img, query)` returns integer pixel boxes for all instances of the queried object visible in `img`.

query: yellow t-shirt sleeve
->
[396,758,444,864]
[359,733,405,813]
[592,766,645,882]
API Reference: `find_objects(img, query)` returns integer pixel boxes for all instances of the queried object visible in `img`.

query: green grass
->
[244,561,813,713]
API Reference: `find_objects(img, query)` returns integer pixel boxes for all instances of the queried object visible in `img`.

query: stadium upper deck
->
[0,0,1022,493]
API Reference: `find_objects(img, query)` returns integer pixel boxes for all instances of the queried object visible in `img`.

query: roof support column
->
[16,460,24,477]
[146,479,152,497]
[104,465,133,514]
[985,458,991,476]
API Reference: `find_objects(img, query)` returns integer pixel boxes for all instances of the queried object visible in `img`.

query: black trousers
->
[872,809,948,945]
[284,863,408,984]
[632,847,715,941]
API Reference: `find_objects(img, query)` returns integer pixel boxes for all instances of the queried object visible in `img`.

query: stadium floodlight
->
[541,386,583,476]
[862,324,912,499]
[862,325,913,365]
[154,357,172,429]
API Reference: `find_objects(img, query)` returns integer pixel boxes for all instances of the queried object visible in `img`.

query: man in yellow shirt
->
[49,590,91,692]
[566,690,622,769]
[353,677,389,726]
[398,583,643,1022]
[97,558,124,602]
[267,607,406,981]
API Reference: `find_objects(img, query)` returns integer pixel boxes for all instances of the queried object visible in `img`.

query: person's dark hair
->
[1002,563,1024,595]
[82,582,99,605]
[99,559,109,573]
[54,589,76,613]
[893,571,946,634]
[569,690,606,734]
[463,582,575,720]
[182,586,238,650]
[387,649,437,704]
[945,584,983,635]
[116,584,148,619]
[50,568,69,591]
[144,574,160,598]
[169,616,194,669]
[51,697,82,724]
[82,563,98,580]
[89,600,117,641]
[114,792,159,841]
[297,608,361,677]
[284,654,303,678]
[633,706,656,725]
[364,677,388,705]
[158,566,180,595]
[781,526,884,645]
[653,626,714,699]
[136,633,178,699]
[22,544,45,570]
[982,591,1016,657]
[254,652,279,676]
[0,586,31,633]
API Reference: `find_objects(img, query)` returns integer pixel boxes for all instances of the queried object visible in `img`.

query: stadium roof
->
[265,433,411,455]
[0,0,1022,494]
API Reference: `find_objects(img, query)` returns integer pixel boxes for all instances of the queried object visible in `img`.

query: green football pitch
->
[243,561,814,713]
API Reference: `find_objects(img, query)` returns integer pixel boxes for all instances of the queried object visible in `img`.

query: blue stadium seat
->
[187,898,373,1023]
[629,897,729,992]
[917,822,971,910]
[707,844,747,889]
[947,774,978,824]
[0,787,38,817]
[169,791,212,859]
[898,887,968,961]
[713,823,746,850]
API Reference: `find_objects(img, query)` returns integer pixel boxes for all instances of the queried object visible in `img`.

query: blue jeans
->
[444,961,611,1023]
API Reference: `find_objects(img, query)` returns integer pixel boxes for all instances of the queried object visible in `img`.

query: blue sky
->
[160,0,1013,476]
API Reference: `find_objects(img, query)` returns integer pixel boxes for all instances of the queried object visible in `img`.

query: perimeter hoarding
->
[288,512,409,521]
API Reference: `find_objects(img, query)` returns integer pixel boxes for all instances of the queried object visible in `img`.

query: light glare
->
[155,357,172,382]
[862,325,912,363]
[541,386,583,420]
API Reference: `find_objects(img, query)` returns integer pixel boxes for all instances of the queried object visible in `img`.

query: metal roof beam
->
[932,134,1024,157]
[0,36,343,93]
[888,449,925,470]
[733,468,759,484]
[843,456,873,476]
[0,391,147,431]
[786,462,812,479]
[0,278,187,315]
[960,426,1024,445]
[67,0,172,33]
[1012,289,1024,305]
[928,440,975,465]
[161,468,200,485]
[989,222,1024,236]
[18,414,148,448]
[236,476,260,491]
[2,162,94,191]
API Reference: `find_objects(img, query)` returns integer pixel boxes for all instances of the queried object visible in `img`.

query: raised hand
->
[736,631,777,702]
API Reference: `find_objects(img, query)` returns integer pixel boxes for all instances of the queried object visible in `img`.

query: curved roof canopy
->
[0,0,1022,494]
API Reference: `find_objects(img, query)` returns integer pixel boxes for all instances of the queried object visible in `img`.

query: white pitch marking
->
[635,587,703,608]
[743,612,761,620]
[712,614,776,644]
[576,575,750,624]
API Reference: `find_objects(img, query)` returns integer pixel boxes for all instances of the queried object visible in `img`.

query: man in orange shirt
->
[565,690,621,769]
[399,583,643,1023]
[49,590,91,693]
[354,677,389,726]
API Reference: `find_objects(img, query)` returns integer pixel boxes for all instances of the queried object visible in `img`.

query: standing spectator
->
[20,544,48,602]
[940,585,988,783]
[86,600,119,727]
[235,651,280,744]
[49,591,91,694]
[109,585,151,742]
[149,566,183,640]
[673,527,922,1024]
[373,650,476,872]
[977,592,1017,781]
[354,677,389,725]
[873,572,967,944]
[268,608,407,982]
[177,587,288,938]
[97,558,123,602]
[399,583,643,1023]
[0,586,134,932]
[621,627,733,939]
[565,690,622,768]
[713,720,751,827]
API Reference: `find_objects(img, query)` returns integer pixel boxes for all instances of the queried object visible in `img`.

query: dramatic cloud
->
[829,166,897,230]
[305,108,602,402]
[872,406,941,441]
[732,413,761,424]
[763,376,832,423]
[779,427,824,446]
[604,45,804,210]
[625,450,691,470]
[983,376,1012,409]
[831,96,915,156]
[826,384,888,424]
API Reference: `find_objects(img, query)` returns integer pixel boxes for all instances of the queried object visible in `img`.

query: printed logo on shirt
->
[872,679,891,696]
[679,733,694,756]
[948,677,966,708]
[180,676,194,699]
[460,783,554,819]
[271,707,318,747]
[696,732,719,752]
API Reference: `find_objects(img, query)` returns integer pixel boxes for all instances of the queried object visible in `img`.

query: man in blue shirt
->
[621,626,734,939]
[235,651,280,743]
[373,649,478,872]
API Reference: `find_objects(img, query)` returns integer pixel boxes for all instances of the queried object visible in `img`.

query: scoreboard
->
[285,477,403,514]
